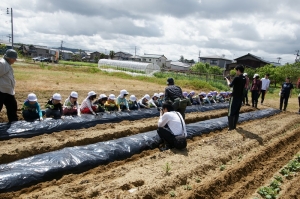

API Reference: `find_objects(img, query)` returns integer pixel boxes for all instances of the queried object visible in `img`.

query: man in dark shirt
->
[225,65,246,131]
[280,77,293,111]
[164,77,186,119]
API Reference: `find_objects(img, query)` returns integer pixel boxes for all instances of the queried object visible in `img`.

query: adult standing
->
[260,74,270,105]
[251,74,262,108]
[225,65,246,131]
[280,77,293,111]
[243,73,250,106]
[164,77,187,119]
[0,49,18,123]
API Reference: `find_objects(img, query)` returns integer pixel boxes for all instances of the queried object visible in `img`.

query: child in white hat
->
[138,94,151,108]
[93,94,108,112]
[45,93,63,119]
[128,95,140,110]
[80,91,98,115]
[148,93,160,108]
[22,93,45,121]
[104,94,118,111]
[63,91,80,116]
[116,89,130,111]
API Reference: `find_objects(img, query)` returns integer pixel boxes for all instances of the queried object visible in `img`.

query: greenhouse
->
[98,59,161,74]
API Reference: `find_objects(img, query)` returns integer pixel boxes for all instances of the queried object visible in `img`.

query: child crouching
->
[22,93,45,121]
[45,93,63,119]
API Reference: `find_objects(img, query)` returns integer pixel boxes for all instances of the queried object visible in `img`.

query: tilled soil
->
[1,111,299,199]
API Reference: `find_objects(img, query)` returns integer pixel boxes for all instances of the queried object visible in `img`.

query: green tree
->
[190,62,208,73]
[208,66,223,75]
[100,53,105,59]
[0,44,7,55]
[109,50,115,59]
[179,55,184,62]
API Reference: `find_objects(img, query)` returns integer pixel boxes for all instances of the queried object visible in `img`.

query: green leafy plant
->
[280,168,290,177]
[182,184,192,190]
[220,164,226,171]
[274,175,283,183]
[169,190,176,197]
[163,162,171,175]
[258,186,278,199]
[194,176,201,183]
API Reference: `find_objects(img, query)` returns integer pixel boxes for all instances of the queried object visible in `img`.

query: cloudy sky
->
[1,0,299,63]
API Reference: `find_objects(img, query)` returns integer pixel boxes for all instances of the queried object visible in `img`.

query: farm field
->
[0,62,299,198]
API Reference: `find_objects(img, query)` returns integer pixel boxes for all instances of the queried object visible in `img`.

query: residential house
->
[129,55,141,61]
[90,51,101,62]
[113,51,132,60]
[199,55,233,69]
[60,50,74,60]
[169,61,191,71]
[140,54,170,68]
[225,53,273,75]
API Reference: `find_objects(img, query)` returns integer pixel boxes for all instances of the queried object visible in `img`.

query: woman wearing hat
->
[22,93,45,121]
[250,74,262,108]
[128,95,140,110]
[0,49,18,123]
[45,93,63,119]
[63,91,80,116]
[80,91,98,115]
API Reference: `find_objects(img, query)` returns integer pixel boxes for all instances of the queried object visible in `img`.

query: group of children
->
[21,89,231,121]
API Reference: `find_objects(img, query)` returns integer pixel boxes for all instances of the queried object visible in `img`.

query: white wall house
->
[140,54,169,68]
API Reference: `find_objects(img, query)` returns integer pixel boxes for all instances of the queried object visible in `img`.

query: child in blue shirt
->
[22,93,45,121]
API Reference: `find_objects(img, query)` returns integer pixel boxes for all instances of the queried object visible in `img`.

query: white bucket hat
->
[99,94,107,99]
[130,95,137,101]
[253,74,259,78]
[144,94,150,101]
[243,73,248,76]
[153,93,160,98]
[27,93,37,102]
[88,91,96,97]
[70,91,78,98]
[120,89,129,97]
[158,92,164,97]
[52,93,62,100]
[182,92,188,97]
[108,94,116,100]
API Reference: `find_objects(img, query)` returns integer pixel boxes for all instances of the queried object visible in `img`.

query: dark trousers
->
[172,99,186,119]
[243,88,249,104]
[251,90,259,107]
[45,109,61,119]
[228,97,242,130]
[280,94,289,110]
[0,92,18,123]
[22,110,45,121]
[157,127,176,148]
[260,90,266,103]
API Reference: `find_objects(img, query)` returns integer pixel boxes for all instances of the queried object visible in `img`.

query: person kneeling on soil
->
[116,89,130,112]
[157,102,187,151]
[80,91,98,115]
[63,91,80,116]
[104,94,118,112]
[22,93,45,121]
[138,94,151,108]
[94,94,108,112]
[128,95,140,110]
[45,93,63,119]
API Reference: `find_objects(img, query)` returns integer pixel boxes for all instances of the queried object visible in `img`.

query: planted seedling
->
[183,184,192,190]
[220,164,226,171]
[258,186,278,199]
[274,175,283,183]
[163,162,171,175]
[169,190,176,197]
[194,176,201,183]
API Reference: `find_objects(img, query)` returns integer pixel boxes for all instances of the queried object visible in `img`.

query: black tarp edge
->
[0,108,280,192]
[0,103,229,140]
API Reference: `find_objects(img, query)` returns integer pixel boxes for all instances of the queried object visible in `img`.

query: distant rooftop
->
[199,55,232,61]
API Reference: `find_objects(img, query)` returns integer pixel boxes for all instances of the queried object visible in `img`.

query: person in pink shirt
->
[243,73,250,106]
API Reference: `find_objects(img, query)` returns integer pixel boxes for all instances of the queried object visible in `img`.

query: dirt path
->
[1,112,299,199]
[0,107,253,164]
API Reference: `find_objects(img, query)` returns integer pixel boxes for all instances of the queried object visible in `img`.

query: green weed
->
[163,162,171,175]
[220,165,226,171]
[169,190,176,197]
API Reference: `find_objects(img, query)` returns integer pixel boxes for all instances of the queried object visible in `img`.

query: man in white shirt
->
[0,49,18,123]
[157,102,187,151]
[260,74,270,105]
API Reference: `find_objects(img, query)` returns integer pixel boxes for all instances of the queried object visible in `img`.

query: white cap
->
[243,73,248,76]
[253,74,259,78]
[88,91,96,97]
[52,93,62,100]
[182,92,188,97]
[144,94,151,101]
[70,91,78,98]
[99,94,107,99]
[158,92,164,97]
[108,94,116,100]
[130,95,137,101]
[153,93,159,98]
[120,89,129,97]
[27,93,37,102]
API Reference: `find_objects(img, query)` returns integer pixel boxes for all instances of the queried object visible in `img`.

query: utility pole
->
[6,8,13,48]
[135,46,136,56]
[60,40,63,60]
[295,50,300,63]
[198,50,201,62]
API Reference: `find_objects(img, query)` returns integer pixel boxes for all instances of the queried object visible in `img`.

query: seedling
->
[169,190,176,197]
[194,176,201,183]
[220,164,226,171]
[163,162,171,175]
[183,184,192,190]
[274,175,283,183]
[258,186,278,199]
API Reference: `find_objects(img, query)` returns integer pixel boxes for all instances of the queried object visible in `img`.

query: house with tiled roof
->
[140,53,170,68]
[199,55,233,69]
